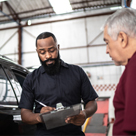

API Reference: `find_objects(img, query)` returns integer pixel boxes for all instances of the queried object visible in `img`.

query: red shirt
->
[113,52,136,135]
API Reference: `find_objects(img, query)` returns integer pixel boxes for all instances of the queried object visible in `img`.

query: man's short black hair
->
[36,32,57,47]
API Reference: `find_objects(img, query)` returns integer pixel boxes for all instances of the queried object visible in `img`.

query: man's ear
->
[58,44,60,50]
[118,31,128,48]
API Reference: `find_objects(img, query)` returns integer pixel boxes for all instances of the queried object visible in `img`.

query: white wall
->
[0,12,110,66]
[82,65,123,121]
[0,28,18,62]
[20,14,110,67]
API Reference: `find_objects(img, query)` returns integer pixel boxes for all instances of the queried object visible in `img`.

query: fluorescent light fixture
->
[131,0,136,9]
[49,0,73,14]
[0,0,7,2]
[110,6,122,10]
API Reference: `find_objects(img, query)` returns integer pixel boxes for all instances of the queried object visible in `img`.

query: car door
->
[10,67,37,135]
[0,64,20,135]
[0,64,36,135]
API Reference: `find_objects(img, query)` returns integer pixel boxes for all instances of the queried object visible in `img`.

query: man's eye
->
[49,49,55,53]
[40,51,45,54]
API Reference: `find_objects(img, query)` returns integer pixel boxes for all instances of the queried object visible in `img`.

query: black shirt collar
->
[41,59,68,74]
[60,59,68,68]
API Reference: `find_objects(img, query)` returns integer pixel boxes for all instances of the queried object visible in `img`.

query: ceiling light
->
[27,20,31,26]
[0,0,7,2]
[49,0,73,14]
[131,0,136,9]
[110,6,122,10]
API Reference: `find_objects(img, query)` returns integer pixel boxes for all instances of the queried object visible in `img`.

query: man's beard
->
[39,52,60,75]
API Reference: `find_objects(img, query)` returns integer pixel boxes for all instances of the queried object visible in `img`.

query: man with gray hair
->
[103,8,136,135]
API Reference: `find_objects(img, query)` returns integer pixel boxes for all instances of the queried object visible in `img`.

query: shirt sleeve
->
[123,62,136,132]
[79,67,98,105]
[19,73,35,110]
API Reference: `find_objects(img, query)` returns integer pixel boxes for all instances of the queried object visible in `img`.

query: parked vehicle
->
[0,55,36,135]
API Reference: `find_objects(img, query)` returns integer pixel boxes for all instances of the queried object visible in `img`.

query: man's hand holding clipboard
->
[36,101,83,129]
[65,110,86,126]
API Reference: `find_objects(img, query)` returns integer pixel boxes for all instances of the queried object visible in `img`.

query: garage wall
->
[0,11,124,122]
[0,27,18,62]
[20,14,109,66]
[0,13,110,66]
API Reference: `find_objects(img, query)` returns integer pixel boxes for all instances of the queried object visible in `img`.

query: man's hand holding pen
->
[35,100,55,114]
[35,100,55,123]
[40,106,55,113]
[36,106,55,123]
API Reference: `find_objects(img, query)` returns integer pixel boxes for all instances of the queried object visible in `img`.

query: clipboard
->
[40,103,82,129]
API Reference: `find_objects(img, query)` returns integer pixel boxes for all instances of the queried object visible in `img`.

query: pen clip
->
[56,103,64,111]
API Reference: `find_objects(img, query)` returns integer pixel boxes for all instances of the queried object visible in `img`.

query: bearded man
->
[19,32,98,136]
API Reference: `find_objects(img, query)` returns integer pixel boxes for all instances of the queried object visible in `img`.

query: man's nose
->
[106,45,109,54]
[46,52,51,59]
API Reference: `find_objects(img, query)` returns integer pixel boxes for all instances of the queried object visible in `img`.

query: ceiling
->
[0,0,122,25]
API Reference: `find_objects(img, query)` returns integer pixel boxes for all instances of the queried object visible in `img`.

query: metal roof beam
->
[0,11,54,23]
[4,1,21,24]
[20,12,54,20]
[0,10,115,31]
[17,7,54,15]
[70,0,104,5]
[0,6,54,21]
[70,0,121,5]
[72,3,121,10]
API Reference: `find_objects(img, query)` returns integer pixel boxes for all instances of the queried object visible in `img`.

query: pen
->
[35,99,47,107]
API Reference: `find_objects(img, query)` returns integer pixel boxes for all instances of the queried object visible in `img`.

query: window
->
[12,71,26,88]
[0,66,17,104]
[11,70,27,102]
